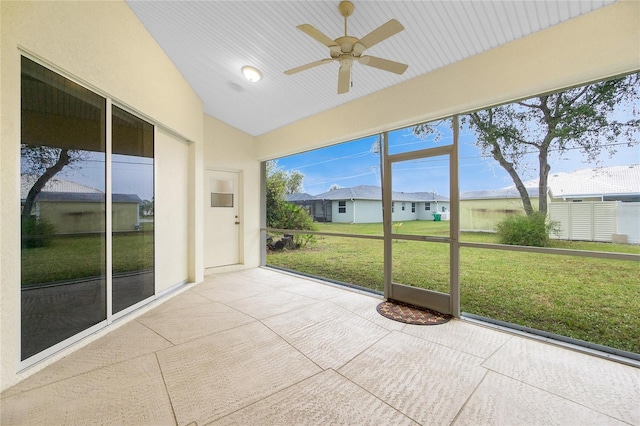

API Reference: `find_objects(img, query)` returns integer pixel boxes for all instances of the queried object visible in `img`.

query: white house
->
[546,165,640,243]
[547,165,640,202]
[288,185,450,223]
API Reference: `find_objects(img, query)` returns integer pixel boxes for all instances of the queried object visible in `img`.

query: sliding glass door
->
[111,106,155,314]
[20,57,108,359]
[20,56,155,361]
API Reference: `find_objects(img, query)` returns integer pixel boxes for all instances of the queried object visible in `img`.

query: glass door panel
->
[111,106,154,314]
[20,57,107,360]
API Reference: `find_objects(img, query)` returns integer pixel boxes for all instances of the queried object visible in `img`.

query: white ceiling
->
[126,0,615,137]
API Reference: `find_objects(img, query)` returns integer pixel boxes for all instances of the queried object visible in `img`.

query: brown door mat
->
[377,299,452,325]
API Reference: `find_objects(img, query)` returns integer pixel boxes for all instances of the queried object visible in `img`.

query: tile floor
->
[1,268,639,425]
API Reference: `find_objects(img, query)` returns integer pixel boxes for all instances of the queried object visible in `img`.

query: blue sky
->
[51,153,154,201]
[48,120,638,201]
[276,119,640,197]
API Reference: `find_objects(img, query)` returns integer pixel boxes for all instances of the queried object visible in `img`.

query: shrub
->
[21,216,56,248]
[268,203,317,250]
[495,212,558,247]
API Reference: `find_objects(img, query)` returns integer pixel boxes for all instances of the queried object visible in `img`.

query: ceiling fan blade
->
[358,55,408,75]
[297,24,341,56]
[353,19,404,55]
[284,58,334,75]
[337,61,352,94]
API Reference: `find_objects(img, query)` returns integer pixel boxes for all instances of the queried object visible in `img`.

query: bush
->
[21,216,56,248]
[268,203,317,250]
[495,212,558,247]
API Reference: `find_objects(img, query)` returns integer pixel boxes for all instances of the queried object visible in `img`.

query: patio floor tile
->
[210,369,418,425]
[482,336,640,424]
[454,371,628,425]
[0,354,174,425]
[156,321,321,425]
[339,331,487,425]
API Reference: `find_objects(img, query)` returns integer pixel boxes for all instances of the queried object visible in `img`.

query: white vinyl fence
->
[549,201,639,244]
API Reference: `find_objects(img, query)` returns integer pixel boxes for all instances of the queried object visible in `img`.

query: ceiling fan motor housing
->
[338,1,355,18]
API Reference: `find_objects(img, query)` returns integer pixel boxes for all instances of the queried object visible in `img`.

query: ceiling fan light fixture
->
[242,66,262,82]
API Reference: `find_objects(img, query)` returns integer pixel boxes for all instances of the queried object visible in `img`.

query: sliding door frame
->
[19,54,157,368]
[382,116,460,316]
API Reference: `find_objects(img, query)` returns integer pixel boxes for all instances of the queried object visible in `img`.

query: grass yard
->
[21,232,154,286]
[267,221,640,354]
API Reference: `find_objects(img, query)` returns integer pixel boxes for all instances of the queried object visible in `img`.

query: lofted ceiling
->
[126,0,616,137]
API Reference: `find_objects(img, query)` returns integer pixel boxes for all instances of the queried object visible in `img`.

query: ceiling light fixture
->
[242,66,262,82]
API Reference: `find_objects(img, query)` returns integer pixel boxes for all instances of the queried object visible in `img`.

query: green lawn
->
[21,232,154,286]
[267,221,640,354]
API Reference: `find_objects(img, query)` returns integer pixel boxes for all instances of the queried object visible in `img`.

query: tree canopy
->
[414,73,640,215]
[265,160,314,232]
[21,146,87,220]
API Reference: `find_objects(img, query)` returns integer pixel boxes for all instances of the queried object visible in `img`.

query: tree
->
[21,145,87,220]
[265,160,316,248]
[414,73,640,215]
[139,199,154,217]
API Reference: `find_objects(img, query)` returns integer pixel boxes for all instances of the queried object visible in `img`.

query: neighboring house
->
[287,185,449,224]
[459,187,540,232]
[460,165,640,238]
[285,192,331,222]
[20,174,103,199]
[546,165,640,243]
[547,165,640,202]
[21,175,141,234]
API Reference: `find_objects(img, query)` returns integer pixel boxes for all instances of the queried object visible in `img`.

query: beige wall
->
[256,0,639,160]
[203,114,261,269]
[1,1,204,391]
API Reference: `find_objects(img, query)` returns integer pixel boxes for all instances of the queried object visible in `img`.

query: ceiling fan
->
[285,1,408,94]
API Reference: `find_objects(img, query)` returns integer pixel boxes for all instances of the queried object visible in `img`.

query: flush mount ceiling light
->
[242,66,262,82]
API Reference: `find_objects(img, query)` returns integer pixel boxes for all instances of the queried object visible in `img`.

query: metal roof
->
[21,175,103,200]
[548,164,640,198]
[295,185,448,202]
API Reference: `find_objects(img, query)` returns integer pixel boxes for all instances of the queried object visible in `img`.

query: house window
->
[411,203,416,213]
[338,200,346,213]
[402,202,405,211]
[425,203,431,211]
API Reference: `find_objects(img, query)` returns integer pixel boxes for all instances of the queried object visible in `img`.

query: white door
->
[204,170,240,268]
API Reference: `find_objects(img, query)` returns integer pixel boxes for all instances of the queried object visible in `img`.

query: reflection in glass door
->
[20,57,156,362]
[383,118,459,315]
[20,57,107,360]
[111,106,155,314]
